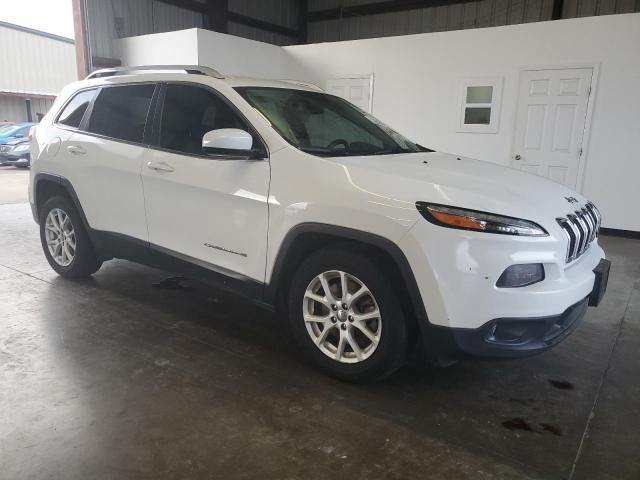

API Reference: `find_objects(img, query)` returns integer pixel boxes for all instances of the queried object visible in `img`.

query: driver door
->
[141,83,270,283]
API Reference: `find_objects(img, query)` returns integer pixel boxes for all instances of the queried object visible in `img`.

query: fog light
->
[496,264,544,288]
[487,321,530,343]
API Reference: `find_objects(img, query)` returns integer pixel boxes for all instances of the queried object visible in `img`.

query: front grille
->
[556,202,601,263]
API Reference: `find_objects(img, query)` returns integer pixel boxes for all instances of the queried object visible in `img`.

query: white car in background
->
[29,65,609,382]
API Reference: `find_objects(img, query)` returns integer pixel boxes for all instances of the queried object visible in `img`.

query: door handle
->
[67,145,86,155]
[514,154,522,161]
[147,161,175,173]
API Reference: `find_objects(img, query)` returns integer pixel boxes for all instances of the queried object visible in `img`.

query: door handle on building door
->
[514,154,522,161]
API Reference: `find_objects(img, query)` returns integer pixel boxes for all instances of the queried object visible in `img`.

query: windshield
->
[235,87,424,157]
[0,125,16,135]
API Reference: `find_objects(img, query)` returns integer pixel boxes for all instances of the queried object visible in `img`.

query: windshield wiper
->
[371,147,418,155]
[298,147,354,157]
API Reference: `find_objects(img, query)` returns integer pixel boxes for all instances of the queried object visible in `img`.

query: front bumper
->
[5,154,30,167]
[400,219,605,329]
[445,297,589,358]
[417,259,610,361]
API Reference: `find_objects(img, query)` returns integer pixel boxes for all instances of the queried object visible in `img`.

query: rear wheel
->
[39,196,102,278]
[288,246,407,382]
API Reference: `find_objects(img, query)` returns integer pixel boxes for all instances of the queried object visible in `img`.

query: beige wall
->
[0,95,55,123]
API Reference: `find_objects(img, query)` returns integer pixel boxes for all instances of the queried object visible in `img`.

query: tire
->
[288,246,408,383]
[39,195,102,278]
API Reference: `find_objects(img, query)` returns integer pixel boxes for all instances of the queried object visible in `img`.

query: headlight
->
[12,144,29,153]
[416,203,548,236]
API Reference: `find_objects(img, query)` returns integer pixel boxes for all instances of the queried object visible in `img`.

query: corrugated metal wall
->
[0,24,76,96]
[0,96,30,123]
[0,96,55,123]
[307,0,640,42]
[85,0,300,63]
[230,0,299,30]
[85,0,206,60]
[84,0,639,60]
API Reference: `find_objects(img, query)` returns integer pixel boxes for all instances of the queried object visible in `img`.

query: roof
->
[84,65,323,92]
[223,76,323,91]
[0,20,74,44]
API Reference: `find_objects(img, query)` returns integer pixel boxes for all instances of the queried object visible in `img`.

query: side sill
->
[92,230,270,309]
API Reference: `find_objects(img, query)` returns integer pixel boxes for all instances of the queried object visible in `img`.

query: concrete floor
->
[1,167,639,480]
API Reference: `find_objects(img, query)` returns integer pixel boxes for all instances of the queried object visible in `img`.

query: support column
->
[71,0,90,78]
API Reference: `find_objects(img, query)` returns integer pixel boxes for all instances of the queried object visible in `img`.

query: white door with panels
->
[512,68,593,188]
[326,76,373,113]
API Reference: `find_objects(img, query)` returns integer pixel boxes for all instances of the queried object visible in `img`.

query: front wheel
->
[288,247,408,382]
[39,195,102,278]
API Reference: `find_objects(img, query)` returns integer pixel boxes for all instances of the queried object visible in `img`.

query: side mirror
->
[202,128,254,158]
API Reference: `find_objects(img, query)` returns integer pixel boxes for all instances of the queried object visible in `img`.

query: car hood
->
[1,138,28,146]
[334,151,587,226]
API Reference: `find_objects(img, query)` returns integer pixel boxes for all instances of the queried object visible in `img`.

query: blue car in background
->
[0,123,34,143]
[0,123,36,165]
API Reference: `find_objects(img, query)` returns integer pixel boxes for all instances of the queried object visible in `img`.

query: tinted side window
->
[88,84,155,143]
[57,89,96,128]
[159,84,249,156]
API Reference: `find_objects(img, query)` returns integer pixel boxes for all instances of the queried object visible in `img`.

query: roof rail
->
[277,79,324,91]
[86,65,224,80]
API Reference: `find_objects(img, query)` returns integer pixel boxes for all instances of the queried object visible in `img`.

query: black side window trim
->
[78,86,99,132]
[150,81,269,160]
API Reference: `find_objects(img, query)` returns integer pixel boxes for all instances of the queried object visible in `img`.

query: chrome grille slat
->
[570,214,586,256]
[582,208,595,244]
[556,202,601,263]
[575,211,590,255]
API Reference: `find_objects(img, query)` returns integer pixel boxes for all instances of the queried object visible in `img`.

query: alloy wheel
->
[303,270,382,363]
[45,208,76,267]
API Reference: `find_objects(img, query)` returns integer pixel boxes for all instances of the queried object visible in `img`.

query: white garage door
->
[512,68,593,189]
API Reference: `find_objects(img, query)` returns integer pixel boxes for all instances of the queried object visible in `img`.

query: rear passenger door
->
[141,83,270,283]
[62,83,157,241]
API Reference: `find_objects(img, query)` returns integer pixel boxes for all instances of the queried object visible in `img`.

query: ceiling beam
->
[228,12,299,38]
[155,0,207,14]
[298,0,308,44]
[551,0,565,19]
[158,0,207,15]
[308,0,477,22]
[156,0,298,39]
[207,0,228,33]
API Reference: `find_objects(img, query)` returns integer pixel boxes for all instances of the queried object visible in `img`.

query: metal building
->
[0,21,76,122]
[74,0,639,76]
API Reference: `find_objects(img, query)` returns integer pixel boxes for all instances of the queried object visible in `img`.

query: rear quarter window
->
[56,89,97,128]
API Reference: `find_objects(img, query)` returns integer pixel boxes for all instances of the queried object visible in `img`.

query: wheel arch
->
[265,223,429,335]
[33,173,91,233]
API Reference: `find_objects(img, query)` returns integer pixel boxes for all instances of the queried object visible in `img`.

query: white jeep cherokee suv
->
[29,65,610,382]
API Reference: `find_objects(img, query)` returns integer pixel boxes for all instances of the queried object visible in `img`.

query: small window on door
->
[56,89,96,129]
[158,84,253,156]
[458,78,502,133]
[87,84,155,143]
